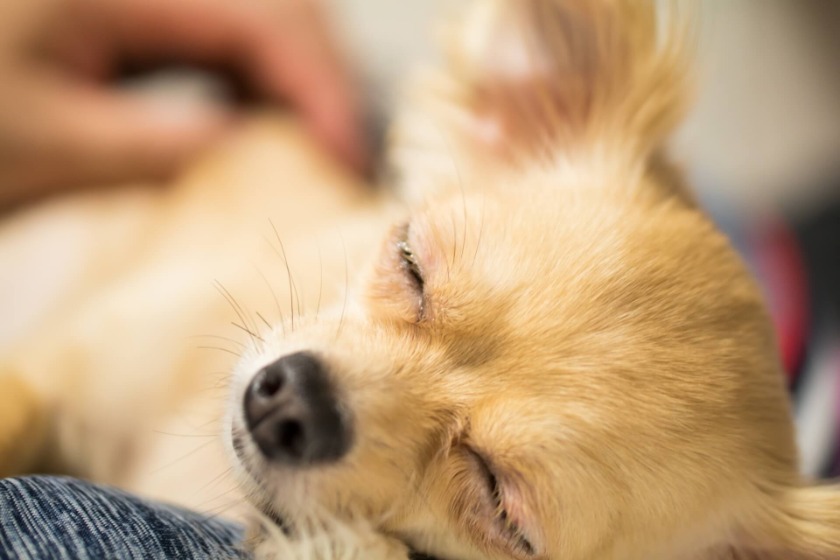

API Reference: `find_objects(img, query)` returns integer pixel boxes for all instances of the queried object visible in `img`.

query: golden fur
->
[2,0,839,559]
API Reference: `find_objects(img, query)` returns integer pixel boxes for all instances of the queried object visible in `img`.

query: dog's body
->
[0,115,386,500]
[2,1,840,559]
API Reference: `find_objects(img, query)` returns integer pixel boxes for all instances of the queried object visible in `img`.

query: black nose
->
[244,352,351,465]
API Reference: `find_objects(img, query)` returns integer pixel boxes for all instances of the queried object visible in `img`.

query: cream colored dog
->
[2,0,839,559]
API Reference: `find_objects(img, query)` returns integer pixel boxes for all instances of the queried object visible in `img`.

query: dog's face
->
[226,1,838,559]
[227,173,794,559]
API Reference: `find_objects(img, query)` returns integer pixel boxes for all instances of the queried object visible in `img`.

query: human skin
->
[0,0,368,209]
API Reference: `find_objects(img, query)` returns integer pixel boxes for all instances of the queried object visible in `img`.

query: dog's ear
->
[447,0,691,157]
[391,0,691,198]
[721,482,840,560]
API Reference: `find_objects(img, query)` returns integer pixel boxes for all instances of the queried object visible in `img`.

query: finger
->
[4,81,233,199]
[254,1,370,173]
[64,0,369,172]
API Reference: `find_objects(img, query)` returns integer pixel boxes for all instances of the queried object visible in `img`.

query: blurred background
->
[323,0,840,478]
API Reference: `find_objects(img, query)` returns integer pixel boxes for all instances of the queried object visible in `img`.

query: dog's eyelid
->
[463,443,536,556]
[396,223,427,320]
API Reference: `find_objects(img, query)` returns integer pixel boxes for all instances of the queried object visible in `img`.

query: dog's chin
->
[229,424,446,560]
[229,423,294,529]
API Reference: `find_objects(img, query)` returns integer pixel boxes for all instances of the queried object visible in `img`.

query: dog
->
[2,0,839,558]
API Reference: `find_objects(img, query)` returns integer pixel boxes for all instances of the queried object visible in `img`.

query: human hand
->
[0,0,368,208]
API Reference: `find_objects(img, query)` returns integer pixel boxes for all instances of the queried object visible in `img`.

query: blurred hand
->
[0,0,368,208]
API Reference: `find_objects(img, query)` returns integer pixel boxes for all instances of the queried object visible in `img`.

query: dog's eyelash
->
[396,235,426,327]
[397,240,424,290]
[472,450,535,556]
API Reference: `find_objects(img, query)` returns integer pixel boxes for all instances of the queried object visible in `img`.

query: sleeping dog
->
[2,0,839,558]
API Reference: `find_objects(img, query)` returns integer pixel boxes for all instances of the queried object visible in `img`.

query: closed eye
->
[466,446,535,557]
[397,225,425,319]
[398,239,424,293]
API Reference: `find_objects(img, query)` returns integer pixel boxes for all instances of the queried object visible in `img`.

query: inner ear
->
[454,0,601,154]
[447,0,687,157]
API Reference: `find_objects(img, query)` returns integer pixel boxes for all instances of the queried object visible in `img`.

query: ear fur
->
[756,482,840,559]
[391,0,692,199]
[716,482,840,560]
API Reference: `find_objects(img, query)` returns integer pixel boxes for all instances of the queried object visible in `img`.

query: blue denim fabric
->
[0,476,247,559]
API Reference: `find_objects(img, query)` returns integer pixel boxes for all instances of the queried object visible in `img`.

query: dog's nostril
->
[244,366,291,431]
[254,368,284,398]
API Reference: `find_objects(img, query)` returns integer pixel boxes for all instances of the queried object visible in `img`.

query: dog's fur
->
[2,0,839,559]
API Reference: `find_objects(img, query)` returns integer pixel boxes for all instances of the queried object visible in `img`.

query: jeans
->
[0,477,441,560]
[0,476,247,559]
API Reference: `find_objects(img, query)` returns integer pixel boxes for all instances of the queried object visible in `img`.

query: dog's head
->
[228,1,840,559]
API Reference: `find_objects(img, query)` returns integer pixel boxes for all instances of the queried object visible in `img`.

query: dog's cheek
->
[340,381,453,519]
